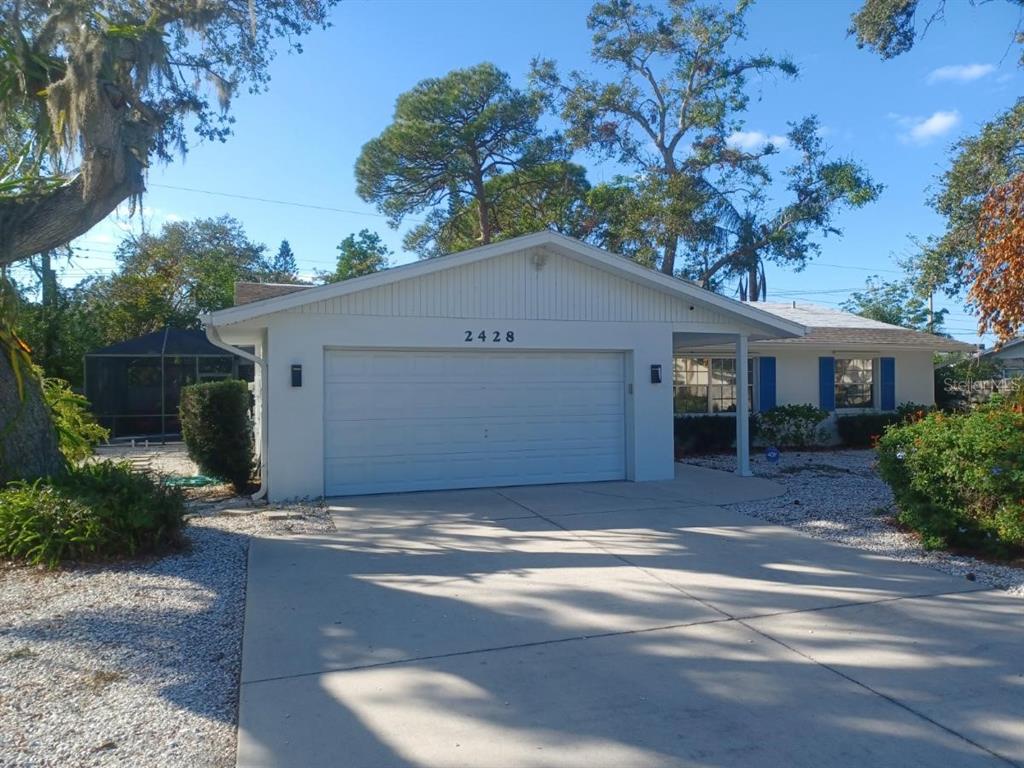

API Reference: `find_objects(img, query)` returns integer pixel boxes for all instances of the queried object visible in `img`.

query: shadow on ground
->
[236,477,1021,768]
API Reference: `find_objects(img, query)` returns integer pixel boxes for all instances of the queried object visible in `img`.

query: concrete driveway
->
[236,466,1023,768]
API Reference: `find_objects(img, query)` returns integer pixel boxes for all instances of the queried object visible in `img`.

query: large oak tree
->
[532,0,880,298]
[0,0,334,483]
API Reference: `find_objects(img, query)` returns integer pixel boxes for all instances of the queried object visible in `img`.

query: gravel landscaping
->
[684,449,1024,597]
[0,469,334,767]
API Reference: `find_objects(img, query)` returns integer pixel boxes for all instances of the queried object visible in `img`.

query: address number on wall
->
[465,330,516,343]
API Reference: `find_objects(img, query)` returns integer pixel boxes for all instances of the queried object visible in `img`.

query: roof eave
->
[204,231,806,339]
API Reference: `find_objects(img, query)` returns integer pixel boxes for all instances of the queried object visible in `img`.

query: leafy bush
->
[754,404,827,448]
[41,375,109,463]
[877,408,1024,555]
[674,416,746,455]
[180,380,254,492]
[934,357,1003,411]
[836,413,898,447]
[837,403,935,447]
[0,462,185,567]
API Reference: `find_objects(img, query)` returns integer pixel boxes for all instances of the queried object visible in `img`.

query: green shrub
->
[0,462,186,567]
[41,375,109,463]
[837,403,934,447]
[674,416,745,455]
[180,380,253,492]
[836,413,898,447]
[877,408,1024,555]
[754,404,827,448]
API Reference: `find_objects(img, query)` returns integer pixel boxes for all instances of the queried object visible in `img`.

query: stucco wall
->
[766,347,935,408]
[260,313,677,501]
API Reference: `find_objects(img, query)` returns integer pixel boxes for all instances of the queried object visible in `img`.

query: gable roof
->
[980,337,1024,358]
[205,231,804,339]
[750,303,974,352]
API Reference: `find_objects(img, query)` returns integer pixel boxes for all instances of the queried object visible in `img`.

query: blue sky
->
[61,0,1022,344]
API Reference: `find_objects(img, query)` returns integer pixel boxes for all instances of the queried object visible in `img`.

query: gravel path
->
[684,449,1024,597]
[0,501,335,768]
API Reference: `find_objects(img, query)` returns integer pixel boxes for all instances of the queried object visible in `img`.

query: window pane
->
[674,356,755,414]
[835,358,874,408]
[674,386,709,414]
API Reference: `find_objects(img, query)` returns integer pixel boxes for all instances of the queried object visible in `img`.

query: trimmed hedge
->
[837,403,933,448]
[836,413,899,447]
[877,407,1024,555]
[0,461,185,567]
[674,416,740,455]
[180,380,254,492]
[755,404,827,448]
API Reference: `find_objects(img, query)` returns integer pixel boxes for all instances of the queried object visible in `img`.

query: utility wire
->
[148,183,420,222]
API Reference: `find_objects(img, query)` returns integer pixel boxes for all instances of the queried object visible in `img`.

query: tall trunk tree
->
[355,63,565,259]
[533,1,880,293]
[0,0,334,480]
[0,349,63,484]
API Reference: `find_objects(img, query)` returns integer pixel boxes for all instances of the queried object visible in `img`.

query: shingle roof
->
[234,282,312,306]
[749,303,975,352]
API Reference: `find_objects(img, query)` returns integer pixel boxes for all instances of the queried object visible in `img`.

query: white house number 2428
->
[465,330,515,343]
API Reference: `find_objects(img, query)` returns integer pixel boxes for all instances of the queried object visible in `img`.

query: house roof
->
[205,231,805,339]
[86,328,239,357]
[234,282,312,306]
[748,303,975,352]
[980,337,1024,358]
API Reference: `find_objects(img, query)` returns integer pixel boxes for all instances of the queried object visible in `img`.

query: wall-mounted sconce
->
[291,364,302,387]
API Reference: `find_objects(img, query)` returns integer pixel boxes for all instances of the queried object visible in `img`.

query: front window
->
[674,357,754,414]
[835,358,874,409]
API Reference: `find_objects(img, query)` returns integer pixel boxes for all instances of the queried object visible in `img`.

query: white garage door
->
[323,349,626,496]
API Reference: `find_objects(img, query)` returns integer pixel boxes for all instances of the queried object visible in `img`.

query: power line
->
[148,183,418,221]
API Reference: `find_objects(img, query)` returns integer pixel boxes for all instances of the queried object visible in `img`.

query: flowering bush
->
[876,407,1024,554]
[754,404,827,448]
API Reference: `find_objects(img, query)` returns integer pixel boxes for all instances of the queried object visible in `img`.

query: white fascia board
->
[203,230,806,340]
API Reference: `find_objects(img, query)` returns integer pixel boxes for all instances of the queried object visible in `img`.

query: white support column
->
[735,333,752,477]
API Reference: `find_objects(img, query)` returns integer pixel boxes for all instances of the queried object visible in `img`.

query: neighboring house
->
[202,232,963,501]
[980,338,1024,378]
[675,303,972,425]
[84,328,254,439]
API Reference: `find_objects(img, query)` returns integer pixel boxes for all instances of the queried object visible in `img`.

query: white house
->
[980,338,1024,378]
[202,231,967,501]
[675,302,972,421]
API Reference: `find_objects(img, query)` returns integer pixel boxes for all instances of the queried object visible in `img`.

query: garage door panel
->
[324,350,626,496]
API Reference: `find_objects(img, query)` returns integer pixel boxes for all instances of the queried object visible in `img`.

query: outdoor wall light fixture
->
[650,364,662,384]
[291,364,302,387]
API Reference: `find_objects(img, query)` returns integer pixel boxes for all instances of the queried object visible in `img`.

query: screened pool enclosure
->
[84,328,254,439]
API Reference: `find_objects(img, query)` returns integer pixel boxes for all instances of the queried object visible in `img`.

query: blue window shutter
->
[819,357,835,411]
[758,357,776,411]
[880,357,896,410]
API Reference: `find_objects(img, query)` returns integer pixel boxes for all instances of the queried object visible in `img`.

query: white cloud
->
[927,63,995,84]
[908,110,961,142]
[726,130,789,152]
[890,110,961,144]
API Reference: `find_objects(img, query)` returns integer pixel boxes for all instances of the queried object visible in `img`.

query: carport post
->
[735,334,752,477]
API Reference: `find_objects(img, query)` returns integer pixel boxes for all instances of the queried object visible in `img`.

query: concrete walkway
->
[236,466,1023,768]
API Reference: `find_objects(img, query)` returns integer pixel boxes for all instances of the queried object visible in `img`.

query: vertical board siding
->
[290,249,731,324]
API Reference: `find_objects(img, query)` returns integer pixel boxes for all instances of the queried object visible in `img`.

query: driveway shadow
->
[236,487,1020,768]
